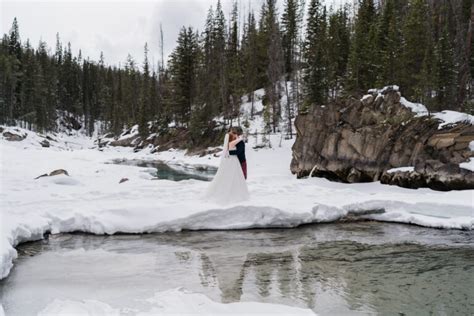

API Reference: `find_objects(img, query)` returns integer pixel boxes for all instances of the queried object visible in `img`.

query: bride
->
[204,130,249,204]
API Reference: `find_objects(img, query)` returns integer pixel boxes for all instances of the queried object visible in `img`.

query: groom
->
[229,126,247,180]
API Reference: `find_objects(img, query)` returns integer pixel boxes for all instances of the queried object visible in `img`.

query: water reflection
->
[1,222,473,315]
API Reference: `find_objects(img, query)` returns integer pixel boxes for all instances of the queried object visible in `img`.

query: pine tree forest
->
[0,0,472,146]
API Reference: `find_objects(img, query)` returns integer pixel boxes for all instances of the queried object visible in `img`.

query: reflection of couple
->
[205,127,249,204]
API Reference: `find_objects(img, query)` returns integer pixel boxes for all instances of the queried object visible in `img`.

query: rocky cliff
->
[290,87,474,190]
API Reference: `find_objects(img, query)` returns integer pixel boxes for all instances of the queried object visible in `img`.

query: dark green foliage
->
[303,0,328,106]
[167,27,200,127]
[374,0,403,87]
[0,0,471,140]
[326,6,350,99]
[400,0,431,100]
[346,0,378,95]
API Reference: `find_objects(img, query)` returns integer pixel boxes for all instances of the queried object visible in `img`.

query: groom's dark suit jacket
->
[229,141,246,164]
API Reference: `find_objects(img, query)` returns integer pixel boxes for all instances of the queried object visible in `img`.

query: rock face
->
[290,89,474,191]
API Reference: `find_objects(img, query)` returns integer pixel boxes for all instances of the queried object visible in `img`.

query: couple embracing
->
[205,126,249,204]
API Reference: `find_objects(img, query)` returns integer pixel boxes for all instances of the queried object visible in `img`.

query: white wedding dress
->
[204,134,249,205]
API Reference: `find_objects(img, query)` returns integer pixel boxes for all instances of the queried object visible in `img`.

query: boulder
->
[49,169,69,176]
[119,178,129,184]
[109,135,141,147]
[40,139,50,148]
[35,169,69,180]
[291,89,474,190]
[3,131,26,141]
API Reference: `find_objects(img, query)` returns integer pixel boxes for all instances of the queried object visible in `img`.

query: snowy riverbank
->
[1,127,473,285]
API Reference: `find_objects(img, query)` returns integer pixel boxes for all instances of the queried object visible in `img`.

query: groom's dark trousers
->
[229,141,247,180]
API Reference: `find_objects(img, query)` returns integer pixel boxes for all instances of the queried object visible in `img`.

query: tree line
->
[0,0,472,142]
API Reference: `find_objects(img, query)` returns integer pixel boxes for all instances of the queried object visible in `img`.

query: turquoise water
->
[1,222,473,315]
[109,158,216,181]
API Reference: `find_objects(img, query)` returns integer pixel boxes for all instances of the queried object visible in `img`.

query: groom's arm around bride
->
[229,127,247,180]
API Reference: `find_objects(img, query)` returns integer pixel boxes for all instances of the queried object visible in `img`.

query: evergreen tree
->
[213,0,228,117]
[36,40,57,131]
[326,6,350,99]
[303,0,328,107]
[346,0,378,95]
[20,40,37,128]
[8,18,22,60]
[419,35,436,110]
[241,11,259,117]
[227,1,243,120]
[374,0,403,87]
[401,0,431,100]
[434,22,456,111]
[139,43,151,137]
[168,27,200,126]
[281,0,300,77]
[8,18,22,121]
[261,0,284,132]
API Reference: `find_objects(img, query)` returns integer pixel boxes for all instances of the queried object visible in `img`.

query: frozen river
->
[1,222,473,315]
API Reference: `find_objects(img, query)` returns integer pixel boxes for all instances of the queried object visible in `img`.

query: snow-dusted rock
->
[291,88,474,190]
[2,131,26,141]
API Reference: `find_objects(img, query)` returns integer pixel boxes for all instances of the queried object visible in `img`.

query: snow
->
[381,85,399,92]
[368,86,474,130]
[37,288,314,315]
[459,141,474,171]
[387,166,415,174]
[361,94,373,102]
[240,88,265,115]
[433,110,474,129]
[38,299,120,316]
[117,124,139,141]
[400,97,429,116]
[460,158,474,171]
[368,85,399,95]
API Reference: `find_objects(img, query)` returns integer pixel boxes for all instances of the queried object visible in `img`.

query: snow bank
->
[37,288,314,315]
[400,97,429,116]
[387,166,415,173]
[433,110,474,129]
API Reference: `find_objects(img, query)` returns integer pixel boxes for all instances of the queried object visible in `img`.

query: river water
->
[108,158,216,181]
[1,222,473,315]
